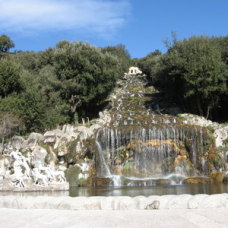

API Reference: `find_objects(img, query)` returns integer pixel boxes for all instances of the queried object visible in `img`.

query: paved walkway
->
[0,208,228,228]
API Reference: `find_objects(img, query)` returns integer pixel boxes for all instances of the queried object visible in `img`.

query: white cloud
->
[0,0,130,37]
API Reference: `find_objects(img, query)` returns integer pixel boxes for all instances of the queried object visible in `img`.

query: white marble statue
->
[10,150,31,177]
[76,162,90,179]
[1,147,68,190]
[52,170,66,183]
[12,160,25,188]
[32,167,48,186]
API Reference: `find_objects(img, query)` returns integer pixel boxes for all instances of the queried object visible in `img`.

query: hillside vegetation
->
[135,35,228,121]
[0,36,130,135]
[0,34,227,138]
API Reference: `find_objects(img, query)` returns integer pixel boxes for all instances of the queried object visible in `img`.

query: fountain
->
[0,71,224,194]
[94,72,218,187]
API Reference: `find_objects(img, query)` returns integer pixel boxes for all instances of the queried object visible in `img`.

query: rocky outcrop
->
[178,114,228,171]
[183,177,211,184]
[11,136,25,150]
[0,109,112,191]
[210,172,225,183]
[179,114,228,148]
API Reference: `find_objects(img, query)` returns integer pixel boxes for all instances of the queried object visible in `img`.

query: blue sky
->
[0,0,227,58]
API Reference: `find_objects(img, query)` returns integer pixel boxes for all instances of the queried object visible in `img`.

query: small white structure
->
[127,66,142,75]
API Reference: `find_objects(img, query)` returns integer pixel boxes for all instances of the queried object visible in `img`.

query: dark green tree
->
[0,35,15,52]
[52,41,127,121]
[0,39,132,132]
[102,44,131,73]
[137,50,162,83]
[157,36,227,119]
[0,112,22,143]
[0,58,23,97]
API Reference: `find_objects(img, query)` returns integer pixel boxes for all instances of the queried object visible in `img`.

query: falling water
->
[94,73,213,187]
[95,141,111,177]
[96,126,207,178]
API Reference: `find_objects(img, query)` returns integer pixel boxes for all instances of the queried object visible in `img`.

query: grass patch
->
[207,125,215,133]
[177,114,187,120]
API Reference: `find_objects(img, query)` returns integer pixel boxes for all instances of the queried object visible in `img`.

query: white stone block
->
[83,197,103,210]
[100,197,115,210]
[134,196,147,209]
[188,194,208,209]
[167,194,192,209]
[119,196,136,210]
[199,194,227,208]
[158,195,176,209]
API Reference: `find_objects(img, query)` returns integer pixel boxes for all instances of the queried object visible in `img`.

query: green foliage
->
[51,42,129,121]
[217,145,228,153]
[177,114,187,120]
[137,50,162,83]
[2,33,227,135]
[102,44,131,73]
[214,36,228,65]
[0,58,23,97]
[0,38,130,134]
[207,126,215,133]
[223,138,228,145]
[13,51,41,73]
[0,35,15,52]
[65,166,82,186]
[0,90,69,133]
[0,112,22,139]
[140,35,228,121]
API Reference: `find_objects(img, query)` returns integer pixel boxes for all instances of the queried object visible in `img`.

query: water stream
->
[94,73,213,187]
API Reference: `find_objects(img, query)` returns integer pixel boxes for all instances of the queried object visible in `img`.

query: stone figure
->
[52,170,66,183]
[12,160,25,188]
[32,167,48,186]
[10,150,31,177]
[0,159,5,180]
[76,162,90,179]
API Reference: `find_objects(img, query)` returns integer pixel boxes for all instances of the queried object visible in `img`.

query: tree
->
[0,112,22,146]
[52,41,127,121]
[137,50,162,83]
[102,44,131,73]
[0,39,131,133]
[157,36,227,119]
[0,35,15,52]
[0,58,23,97]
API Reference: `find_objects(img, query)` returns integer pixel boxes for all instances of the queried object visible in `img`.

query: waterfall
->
[96,126,208,179]
[94,73,213,187]
[95,141,111,177]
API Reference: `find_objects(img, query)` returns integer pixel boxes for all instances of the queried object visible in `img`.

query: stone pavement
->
[0,208,228,228]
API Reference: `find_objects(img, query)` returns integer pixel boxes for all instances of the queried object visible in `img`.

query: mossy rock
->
[177,114,187,120]
[210,172,225,183]
[207,125,215,133]
[65,166,84,186]
[92,177,113,187]
[183,177,211,184]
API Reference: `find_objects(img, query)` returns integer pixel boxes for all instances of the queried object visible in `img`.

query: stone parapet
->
[0,194,228,210]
